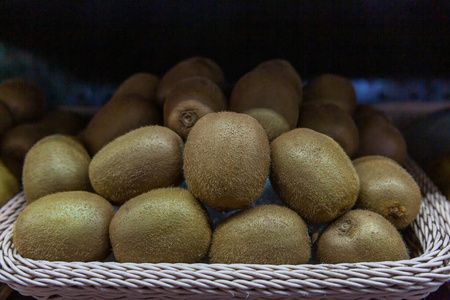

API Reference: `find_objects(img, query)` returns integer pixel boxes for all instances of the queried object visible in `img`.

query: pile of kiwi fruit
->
[2,57,424,265]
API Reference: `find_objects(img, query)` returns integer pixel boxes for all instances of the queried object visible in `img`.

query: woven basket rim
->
[0,158,449,299]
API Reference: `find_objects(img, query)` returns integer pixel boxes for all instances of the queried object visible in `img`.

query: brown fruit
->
[163,76,227,140]
[111,73,159,102]
[229,68,299,128]
[317,209,410,263]
[270,128,360,224]
[81,94,162,155]
[297,103,359,158]
[425,152,450,193]
[156,57,224,107]
[0,78,47,123]
[245,108,290,142]
[353,156,422,229]
[0,102,13,136]
[184,112,270,211]
[303,74,357,114]
[39,110,88,135]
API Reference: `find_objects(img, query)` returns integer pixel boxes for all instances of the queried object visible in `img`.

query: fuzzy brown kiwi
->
[297,103,359,158]
[156,57,224,107]
[255,59,303,106]
[270,128,360,224]
[163,76,227,140]
[81,94,162,155]
[111,73,159,102]
[109,187,211,263]
[245,108,290,142]
[209,204,311,264]
[23,135,91,203]
[229,68,299,128]
[1,123,54,178]
[353,156,422,229]
[0,102,13,136]
[39,110,89,135]
[184,112,270,211]
[0,78,47,124]
[13,191,115,262]
[317,209,410,263]
[89,126,184,205]
[303,74,357,115]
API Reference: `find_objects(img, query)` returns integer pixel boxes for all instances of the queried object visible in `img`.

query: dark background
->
[0,1,449,84]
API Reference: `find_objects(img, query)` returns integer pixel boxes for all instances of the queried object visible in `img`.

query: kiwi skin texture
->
[89,126,184,206]
[317,209,409,264]
[184,112,270,211]
[297,103,359,158]
[229,68,299,129]
[13,191,115,262]
[82,94,162,155]
[111,73,159,102]
[156,57,224,108]
[303,74,357,115]
[353,155,422,229]
[110,187,211,263]
[23,135,91,204]
[245,108,290,142]
[270,128,360,224]
[209,204,311,265]
[0,78,47,124]
[164,76,227,140]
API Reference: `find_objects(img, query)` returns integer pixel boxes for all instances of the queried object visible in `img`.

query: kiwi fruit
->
[245,108,290,142]
[163,76,227,140]
[110,187,211,263]
[39,110,88,135]
[209,205,311,264]
[255,59,303,106]
[270,128,360,224]
[0,102,13,136]
[89,126,184,205]
[303,74,357,115]
[22,135,91,203]
[297,103,359,158]
[353,156,422,229]
[317,209,410,263]
[229,68,299,128]
[156,57,225,107]
[1,123,54,178]
[184,112,270,211]
[0,78,47,124]
[111,72,159,102]
[0,159,20,207]
[81,94,162,155]
[355,111,407,165]
[13,191,115,262]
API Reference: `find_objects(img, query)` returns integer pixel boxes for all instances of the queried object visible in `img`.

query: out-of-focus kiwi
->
[245,108,290,142]
[355,111,407,165]
[1,123,54,178]
[303,74,357,115]
[0,102,13,136]
[297,103,359,158]
[353,156,422,229]
[111,73,159,102]
[317,209,410,263]
[156,57,224,107]
[81,94,162,155]
[209,205,311,264]
[425,152,450,194]
[184,112,270,211]
[110,187,211,263]
[0,159,20,207]
[39,110,88,135]
[255,59,303,106]
[229,68,299,128]
[0,78,47,124]
[163,76,227,140]
[89,126,184,205]
[23,135,91,203]
[13,191,115,262]
[270,128,360,224]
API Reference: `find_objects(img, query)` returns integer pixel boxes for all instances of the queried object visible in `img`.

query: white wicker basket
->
[0,158,449,300]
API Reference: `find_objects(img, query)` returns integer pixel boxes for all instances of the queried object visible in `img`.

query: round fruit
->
[111,72,159,102]
[245,108,290,142]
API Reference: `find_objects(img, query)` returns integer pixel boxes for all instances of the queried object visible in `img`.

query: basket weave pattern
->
[0,158,449,300]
